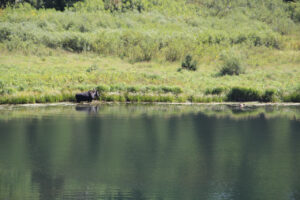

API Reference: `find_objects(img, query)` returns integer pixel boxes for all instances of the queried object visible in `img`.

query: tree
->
[0,0,15,8]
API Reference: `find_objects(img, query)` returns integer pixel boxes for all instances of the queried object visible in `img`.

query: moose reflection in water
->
[75,105,99,113]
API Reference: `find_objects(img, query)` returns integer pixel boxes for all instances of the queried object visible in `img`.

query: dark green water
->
[0,104,300,200]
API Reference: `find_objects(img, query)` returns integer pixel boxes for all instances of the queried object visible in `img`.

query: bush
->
[287,2,300,22]
[96,85,110,93]
[286,93,300,102]
[205,87,224,95]
[181,55,197,71]
[103,0,144,13]
[227,87,262,102]
[0,80,4,90]
[126,86,139,93]
[261,89,276,102]
[284,88,300,102]
[86,64,99,72]
[161,86,183,94]
[220,55,244,76]
[0,26,12,42]
[62,34,90,52]
[110,84,126,92]
[72,0,105,12]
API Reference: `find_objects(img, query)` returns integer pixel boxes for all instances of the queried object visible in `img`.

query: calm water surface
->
[0,104,300,200]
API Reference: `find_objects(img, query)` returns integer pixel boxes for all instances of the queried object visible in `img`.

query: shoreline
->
[1,101,300,108]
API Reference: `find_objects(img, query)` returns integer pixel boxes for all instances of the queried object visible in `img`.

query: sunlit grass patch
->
[0,37,300,104]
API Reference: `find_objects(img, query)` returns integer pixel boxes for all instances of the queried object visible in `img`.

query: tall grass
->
[0,0,292,62]
[284,87,300,102]
[0,0,300,104]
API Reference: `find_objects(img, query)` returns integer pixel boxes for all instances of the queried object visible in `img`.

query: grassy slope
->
[0,0,300,103]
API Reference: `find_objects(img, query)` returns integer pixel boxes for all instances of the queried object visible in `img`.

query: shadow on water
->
[75,105,99,114]
[25,118,65,200]
[0,104,300,200]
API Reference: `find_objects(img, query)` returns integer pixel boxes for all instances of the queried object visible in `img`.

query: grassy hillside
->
[0,0,300,103]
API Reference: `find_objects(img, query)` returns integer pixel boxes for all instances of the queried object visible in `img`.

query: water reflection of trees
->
[0,104,300,121]
[25,118,65,200]
[0,105,300,199]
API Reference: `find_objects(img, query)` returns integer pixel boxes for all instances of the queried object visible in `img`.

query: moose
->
[75,90,99,103]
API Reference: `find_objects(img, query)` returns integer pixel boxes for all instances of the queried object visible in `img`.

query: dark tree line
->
[0,0,82,10]
[0,0,144,11]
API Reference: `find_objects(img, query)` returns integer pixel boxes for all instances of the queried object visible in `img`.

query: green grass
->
[0,0,300,104]
[0,49,299,104]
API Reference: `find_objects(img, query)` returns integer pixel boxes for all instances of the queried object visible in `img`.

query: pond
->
[0,104,300,200]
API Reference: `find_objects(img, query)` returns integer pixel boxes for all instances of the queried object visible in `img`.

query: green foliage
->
[103,0,144,13]
[126,86,139,93]
[161,86,183,94]
[94,84,183,96]
[0,80,4,90]
[96,85,110,93]
[181,55,197,71]
[86,64,99,72]
[227,87,262,102]
[226,88,278,103]
[0,0,289,62]
[0,0,300,104]
[205,87,224,95]
[285,93,300,102]
[284,87,300,102]
[0,26,11,42]
[72,0,104,11]
[61,34,90,52]
[261,89,276,102]
[219,51,245,76]
[287,2,300,22]
[0,0,14,8]
[188,95,223,103]
[3,0,81,10]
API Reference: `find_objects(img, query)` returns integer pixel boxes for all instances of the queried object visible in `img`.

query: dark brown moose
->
[75,90,99,103]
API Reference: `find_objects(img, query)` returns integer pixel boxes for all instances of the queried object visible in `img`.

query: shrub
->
[286,93,300,102]
[287,2,300,22]
[172,87,183,95]
[0,80,4,90]
[110,84,126,92]
[125,93,141,102]
[72,0,105,12]
[103,0,144,13]
[181,55,197,71]
[86,64,99,73]
[0,25,12,42]
[105,94,120,102]
[227,87,262,102]
[261,89,276,102]
[284,88,300,102]
[176,95,188,103]
[161,86,183,94]
[0,87,16,95]
[140,94,157,102]
[62,34,90,52]
[126,86,139,93]
[61,93,76,102]
[205,87,224,95]
[35,95,46,103]
[96,85,110,93]
[163,41,185,62]
[220,56,244,76]
[158,95,174,102]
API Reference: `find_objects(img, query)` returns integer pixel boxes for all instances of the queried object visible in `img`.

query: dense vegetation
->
[0,0,300,103]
